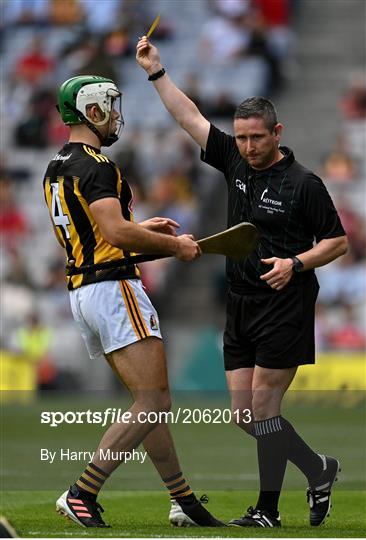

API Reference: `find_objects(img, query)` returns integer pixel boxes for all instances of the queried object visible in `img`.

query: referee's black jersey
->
[43,142,140,291]
[201,124,346,292]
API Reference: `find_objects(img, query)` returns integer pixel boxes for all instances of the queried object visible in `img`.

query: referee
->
[136,37,348,528]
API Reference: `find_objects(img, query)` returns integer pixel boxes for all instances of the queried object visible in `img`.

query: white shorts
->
[69,279,162,360]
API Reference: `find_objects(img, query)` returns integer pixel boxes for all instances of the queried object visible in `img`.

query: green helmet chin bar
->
[57,75,124,147]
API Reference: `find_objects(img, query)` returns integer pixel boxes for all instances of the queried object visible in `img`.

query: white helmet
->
[57,75,124,146]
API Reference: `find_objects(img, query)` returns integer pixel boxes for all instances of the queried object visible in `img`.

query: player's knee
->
[157,390,172,414]
[138,388,171,415]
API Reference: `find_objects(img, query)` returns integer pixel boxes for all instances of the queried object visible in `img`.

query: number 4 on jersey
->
[51,182,71,238]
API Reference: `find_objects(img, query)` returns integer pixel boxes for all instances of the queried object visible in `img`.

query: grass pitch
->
[1,394,365,537]
[1,490,366,537]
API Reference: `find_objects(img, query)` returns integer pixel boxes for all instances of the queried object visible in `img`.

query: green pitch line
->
[1,490,365,537]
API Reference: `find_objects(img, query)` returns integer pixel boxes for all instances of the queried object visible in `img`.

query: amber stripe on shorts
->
[119,281,150,339]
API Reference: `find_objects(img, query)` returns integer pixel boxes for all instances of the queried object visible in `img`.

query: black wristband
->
[291,256,304,272]
[148,68,166,81]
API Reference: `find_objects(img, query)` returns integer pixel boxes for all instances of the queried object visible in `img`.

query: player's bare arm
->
[260,235,348,290]
[136,36,210,150]
[139,216,180,236]
[89,197,200,261]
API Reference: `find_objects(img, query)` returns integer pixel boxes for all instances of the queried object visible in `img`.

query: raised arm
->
[136,36,210,150]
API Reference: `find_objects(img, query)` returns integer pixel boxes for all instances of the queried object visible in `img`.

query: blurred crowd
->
[314,71,366,353]
[0,0,365,390]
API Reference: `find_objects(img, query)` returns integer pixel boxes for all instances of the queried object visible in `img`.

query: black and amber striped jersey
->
[43,142,140,291]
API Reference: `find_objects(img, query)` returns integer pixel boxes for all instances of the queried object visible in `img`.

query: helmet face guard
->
[57,75,124,146]
[104,91,124,146]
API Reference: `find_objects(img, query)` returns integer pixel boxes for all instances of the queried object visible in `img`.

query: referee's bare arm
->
[89,197,201,261]
[136,36,210,150]
[260,236,348,290]
[291,236,348,271]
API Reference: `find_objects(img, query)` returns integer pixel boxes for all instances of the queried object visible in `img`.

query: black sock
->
[256,491,280,516]
[70,483,97,501]
[250,417,323,484]
[254,416,289,515]
[281,417,323,483]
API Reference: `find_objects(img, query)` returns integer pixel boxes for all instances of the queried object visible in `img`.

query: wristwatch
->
[291,256,304,273]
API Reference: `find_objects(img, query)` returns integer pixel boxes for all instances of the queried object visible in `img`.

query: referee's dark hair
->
[234,97,278,132]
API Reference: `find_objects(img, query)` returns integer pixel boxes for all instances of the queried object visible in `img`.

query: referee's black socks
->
[254,416,288,515]
[280,416,324,483]
[253,415,324,514]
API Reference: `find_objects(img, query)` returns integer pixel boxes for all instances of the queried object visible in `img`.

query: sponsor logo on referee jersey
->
[260,188,282,206]
[235,179,246,193]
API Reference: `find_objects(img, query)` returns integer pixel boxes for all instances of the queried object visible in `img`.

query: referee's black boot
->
[169,494,225,527]
[307,455,341,526]
[229,506,281,527]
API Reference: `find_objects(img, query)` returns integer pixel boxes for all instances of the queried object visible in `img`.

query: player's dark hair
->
[234,97,278,132]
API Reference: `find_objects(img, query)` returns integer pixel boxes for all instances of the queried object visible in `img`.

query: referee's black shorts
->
[223,275,319,370]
